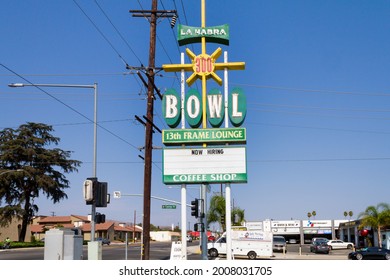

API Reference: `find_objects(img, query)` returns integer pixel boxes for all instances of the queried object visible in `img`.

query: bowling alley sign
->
[161,21,247,185]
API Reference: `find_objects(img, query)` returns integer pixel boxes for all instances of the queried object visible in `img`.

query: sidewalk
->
[272,252,348,260]
[186,245,348,260]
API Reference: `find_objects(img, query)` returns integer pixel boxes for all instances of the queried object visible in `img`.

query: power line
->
[0,63,140,151]
[233,83,390,97]
[249,107,390,121]
[250,102,390,113]
[0,72,130,77]
[248,121,390,135]
[72,0,129,67]
[250,157,390,163]
[93,0,144,65]
[5,71,389,98]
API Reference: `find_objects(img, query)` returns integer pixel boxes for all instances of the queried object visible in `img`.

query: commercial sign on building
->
[163,147,247,184]
[271,221,301,228]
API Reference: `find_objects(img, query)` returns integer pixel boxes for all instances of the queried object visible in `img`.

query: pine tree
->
[0,123,80,241]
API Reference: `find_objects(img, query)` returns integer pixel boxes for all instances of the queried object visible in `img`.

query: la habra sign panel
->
[178,24,229,46]
[163,146,247,184]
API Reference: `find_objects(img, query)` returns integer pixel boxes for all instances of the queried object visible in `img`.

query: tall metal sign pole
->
[162,0,246,260]
[130,1,176,260]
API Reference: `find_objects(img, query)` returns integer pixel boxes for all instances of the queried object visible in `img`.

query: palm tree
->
[307,212,312,219]
[358,203,390,248]
[232,207,245,226]
[207,195,226,231]
[312,211,317,219]
[207,194,245,232]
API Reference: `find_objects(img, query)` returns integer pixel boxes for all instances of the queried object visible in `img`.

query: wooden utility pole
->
[130,1,176,260]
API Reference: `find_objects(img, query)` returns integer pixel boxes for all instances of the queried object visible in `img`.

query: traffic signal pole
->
[200,184,208,260]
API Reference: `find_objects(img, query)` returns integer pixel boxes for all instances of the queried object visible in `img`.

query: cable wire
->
[93,0,144,65]
[0,63,139,151]
[72,0,129,67]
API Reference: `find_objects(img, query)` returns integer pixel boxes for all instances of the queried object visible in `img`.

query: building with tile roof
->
[0,214,142,243]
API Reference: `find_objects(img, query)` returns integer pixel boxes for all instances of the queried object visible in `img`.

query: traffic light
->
[95,213,106,224]
[221,215,225,226]
[191,199,199,217]
[83,178,109,207]
[194,223,204,232]
[95,182,108,207]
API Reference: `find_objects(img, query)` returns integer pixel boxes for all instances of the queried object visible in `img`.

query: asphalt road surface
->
[0,242,352,260]
[0,241,199,260]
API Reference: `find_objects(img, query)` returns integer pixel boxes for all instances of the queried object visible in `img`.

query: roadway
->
[0,241,200,260]
[0,242,352,260]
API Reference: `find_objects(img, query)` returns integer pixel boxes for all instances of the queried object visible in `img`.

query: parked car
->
[311,237,329,243]
[186,236,192,243]
[327,240,354,250]
[273,236,287,252]
[96,237,110,245]
[348,247,390,260]
[310,241,330,254]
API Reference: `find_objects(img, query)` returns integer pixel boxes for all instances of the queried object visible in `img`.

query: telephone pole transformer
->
[130,1,176,260]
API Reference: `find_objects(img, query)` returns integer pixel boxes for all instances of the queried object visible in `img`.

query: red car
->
[208,235,216,242]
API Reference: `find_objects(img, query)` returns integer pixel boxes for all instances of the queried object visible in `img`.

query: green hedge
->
[0,241,44,248]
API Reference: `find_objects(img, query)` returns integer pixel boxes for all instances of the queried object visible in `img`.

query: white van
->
[207,229,273,259]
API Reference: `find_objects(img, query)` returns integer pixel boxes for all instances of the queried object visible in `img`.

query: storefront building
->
[245,219,347,245]
[244,219,390,248]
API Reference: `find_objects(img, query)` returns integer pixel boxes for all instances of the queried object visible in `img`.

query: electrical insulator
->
[170,14,178,28]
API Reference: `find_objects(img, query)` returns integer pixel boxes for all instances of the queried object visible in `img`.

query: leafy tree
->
[0,123,80,241]
[207,194,245,232]
[358,203,390,248]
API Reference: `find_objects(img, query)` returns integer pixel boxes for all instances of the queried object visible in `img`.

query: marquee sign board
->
[163,147,247,184]
[162,127,246,145]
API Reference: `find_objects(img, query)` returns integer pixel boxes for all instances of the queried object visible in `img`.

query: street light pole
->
[8,82,98,239]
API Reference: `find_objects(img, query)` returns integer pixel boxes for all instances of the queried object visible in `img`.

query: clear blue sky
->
[1,0,390,229]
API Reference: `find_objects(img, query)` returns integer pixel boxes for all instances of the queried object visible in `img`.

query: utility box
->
[44,228,83,260]
[88,241,102,260]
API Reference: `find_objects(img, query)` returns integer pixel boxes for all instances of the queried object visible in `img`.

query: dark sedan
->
[96,237,111,245]
[348,247,390,260]
[310,241,330,254]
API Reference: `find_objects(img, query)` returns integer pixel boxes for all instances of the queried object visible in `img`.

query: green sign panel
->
[178,24,229,46]
[162,127,246,145]
[162,205,177,209]
[163,173,247,185]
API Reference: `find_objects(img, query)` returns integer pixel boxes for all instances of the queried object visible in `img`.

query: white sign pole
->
[224,51,232,260]
[180,52,187,260]
[181,184,186,259]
